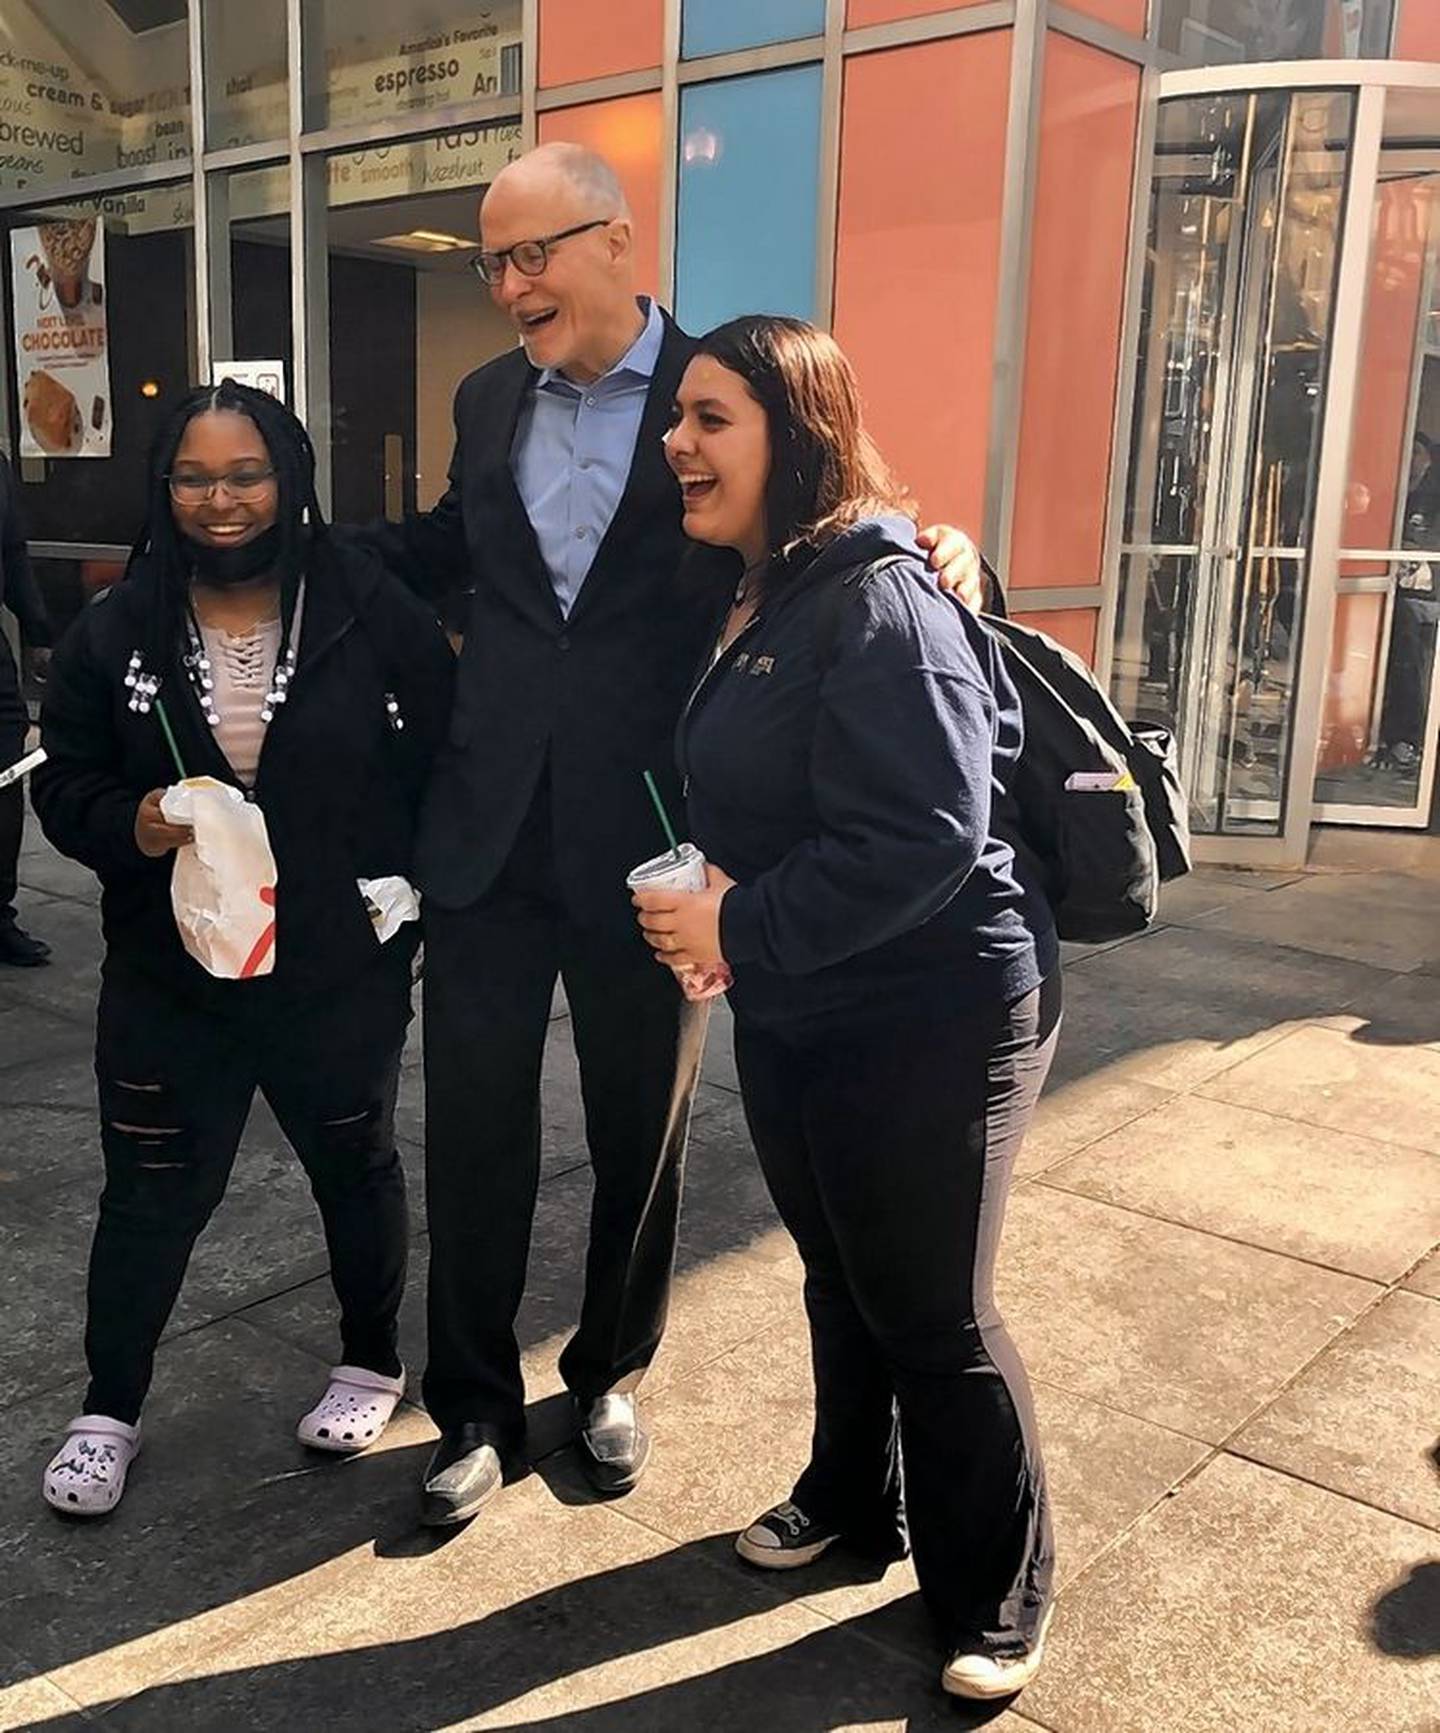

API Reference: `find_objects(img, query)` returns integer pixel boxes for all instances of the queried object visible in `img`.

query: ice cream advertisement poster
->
[10,219,111,459]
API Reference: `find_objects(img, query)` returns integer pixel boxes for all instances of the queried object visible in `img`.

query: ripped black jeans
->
[84,946,414,1424]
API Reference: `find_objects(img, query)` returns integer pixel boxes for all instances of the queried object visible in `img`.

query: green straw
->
[642,769,681,860]
[153,698,189,782]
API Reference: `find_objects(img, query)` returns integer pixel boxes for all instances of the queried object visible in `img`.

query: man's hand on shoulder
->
[918,523,984,614]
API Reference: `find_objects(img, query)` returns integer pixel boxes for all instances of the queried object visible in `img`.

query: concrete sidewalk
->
[1,829,1437,1731]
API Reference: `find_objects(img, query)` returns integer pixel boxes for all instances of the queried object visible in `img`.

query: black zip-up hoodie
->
[680,516,1057,1040]
[32,537,454,1001]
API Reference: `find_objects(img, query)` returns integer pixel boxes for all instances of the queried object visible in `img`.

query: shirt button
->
[585,395,597,407]
[579,458,592,470]
[574,526,588,540]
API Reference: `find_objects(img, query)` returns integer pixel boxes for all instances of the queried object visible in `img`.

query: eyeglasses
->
[470,218,613,287]
[167,467,277,504]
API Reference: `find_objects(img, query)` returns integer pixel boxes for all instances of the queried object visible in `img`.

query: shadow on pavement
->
[1370,1560,1440,1660]
[22,1539,1017,1732]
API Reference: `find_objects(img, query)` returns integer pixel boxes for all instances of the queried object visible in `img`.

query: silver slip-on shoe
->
[575,1393,650,1495]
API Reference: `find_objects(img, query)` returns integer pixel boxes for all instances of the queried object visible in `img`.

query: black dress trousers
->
[421,779,709,1440]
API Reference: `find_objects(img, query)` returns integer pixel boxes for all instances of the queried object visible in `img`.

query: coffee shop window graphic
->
[9,215,113,458]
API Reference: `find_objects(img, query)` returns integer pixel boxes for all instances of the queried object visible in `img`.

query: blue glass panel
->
[682,0,826,59]
[675,66,822,336]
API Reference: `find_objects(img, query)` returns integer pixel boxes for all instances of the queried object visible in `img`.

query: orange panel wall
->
[1010,36,1140,590]
[538,95,664,297]
[1013,608,1099,664]
[847,0,990,25]
[1341,179,1427,563]
[1062,0,1146,31]
[538,0,664,87]
[835,32,1011,533]
[1319,593,1386,771]
[1396,0,1440,58]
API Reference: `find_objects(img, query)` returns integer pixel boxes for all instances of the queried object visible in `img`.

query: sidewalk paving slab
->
[997,1186,1378,1442]
[1188,869,1440,973]
[1014,1072,1175,1179]
[1048,925,1397,1093]
[1404,1248,1440,1298]
[1230,1288,1440,1531]
[1018,1452,1439,1733]
[1197,1020,1440,1154]
[1041,1092,1440,1281]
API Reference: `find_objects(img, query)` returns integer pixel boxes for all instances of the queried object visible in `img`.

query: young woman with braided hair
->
[32,381,453,1515]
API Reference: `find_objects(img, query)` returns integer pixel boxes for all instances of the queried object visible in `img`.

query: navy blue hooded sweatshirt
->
[678,516,1058,1040]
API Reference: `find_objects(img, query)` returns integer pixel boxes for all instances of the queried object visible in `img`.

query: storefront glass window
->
[312,123,519,530]
[0,1,192,196]
[1157,0,1394,66]
[2,185,195,565]
[203,0,288,151]
[208,165,293,394]
[675,66,822,336]
[681,0,826,59]
[314,2,523,132]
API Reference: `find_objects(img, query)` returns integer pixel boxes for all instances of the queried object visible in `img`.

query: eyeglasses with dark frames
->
[166,466,277,504]
[470,218,614,287]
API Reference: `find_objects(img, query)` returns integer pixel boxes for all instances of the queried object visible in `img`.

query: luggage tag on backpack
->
[1065,770,1136,792]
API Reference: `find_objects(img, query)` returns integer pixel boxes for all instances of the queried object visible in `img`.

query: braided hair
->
[128,379,327,679]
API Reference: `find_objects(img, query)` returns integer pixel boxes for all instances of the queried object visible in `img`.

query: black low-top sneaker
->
[0,923,50,967]
[735,1500,840,1570]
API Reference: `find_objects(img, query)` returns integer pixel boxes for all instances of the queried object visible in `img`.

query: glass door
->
[1315,88,1440,828]
[1111,89,1353,836]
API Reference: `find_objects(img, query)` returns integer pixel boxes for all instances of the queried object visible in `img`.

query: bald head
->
[485,143,631,227]
[479,141,646,385]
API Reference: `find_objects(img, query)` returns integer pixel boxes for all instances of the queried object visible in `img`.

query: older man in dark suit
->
[368,143,978,1524]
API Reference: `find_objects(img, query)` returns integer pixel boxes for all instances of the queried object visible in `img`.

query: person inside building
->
[31,381,453,1516]
[634,315,1061,1703]
[0,447,52,966]
[1377,431,1440,772]
[351,141,985,1527]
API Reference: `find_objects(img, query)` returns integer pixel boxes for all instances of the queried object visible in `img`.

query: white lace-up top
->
[198,614,281,787]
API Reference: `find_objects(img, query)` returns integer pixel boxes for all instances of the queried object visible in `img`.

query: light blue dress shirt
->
[511,296,665,619]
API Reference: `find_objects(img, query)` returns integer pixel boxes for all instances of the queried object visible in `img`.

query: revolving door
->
[1110,68,1440,855]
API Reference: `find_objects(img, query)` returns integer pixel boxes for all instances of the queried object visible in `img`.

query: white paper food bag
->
[358,876,420,944]
[159,777,278,979]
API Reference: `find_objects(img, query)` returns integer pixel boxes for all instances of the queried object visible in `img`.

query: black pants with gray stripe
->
[734,971,1061,1655]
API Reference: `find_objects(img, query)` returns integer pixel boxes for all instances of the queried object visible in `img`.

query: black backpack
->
[816,556,1191,945]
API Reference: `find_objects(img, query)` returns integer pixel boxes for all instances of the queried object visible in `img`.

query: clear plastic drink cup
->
[626,842,733,1002]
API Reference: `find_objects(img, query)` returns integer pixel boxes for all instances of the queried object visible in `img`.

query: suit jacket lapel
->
[481,350,566,631]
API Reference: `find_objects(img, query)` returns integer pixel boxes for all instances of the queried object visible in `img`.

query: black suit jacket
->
[367,312,736,931]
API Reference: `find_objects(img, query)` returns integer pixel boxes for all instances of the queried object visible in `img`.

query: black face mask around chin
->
[182,522,283,587]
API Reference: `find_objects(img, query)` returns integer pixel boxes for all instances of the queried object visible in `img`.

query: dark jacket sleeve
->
[31,603,147,876]
[719,575,997,976]
[342,381,472,605]
[1,462,51,647]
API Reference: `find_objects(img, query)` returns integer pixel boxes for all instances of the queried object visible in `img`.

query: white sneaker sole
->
[942,1609,1052,1700]
[735,1528,839,1570]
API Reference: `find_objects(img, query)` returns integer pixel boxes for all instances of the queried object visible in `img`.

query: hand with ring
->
[633,863,736,971]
